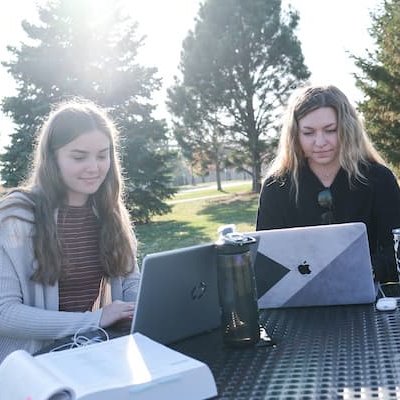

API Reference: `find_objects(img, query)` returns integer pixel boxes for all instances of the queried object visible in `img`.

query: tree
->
[167,0,310,193]
[354,0,400,166]
[1,0,175,223]
[167,84,227,190]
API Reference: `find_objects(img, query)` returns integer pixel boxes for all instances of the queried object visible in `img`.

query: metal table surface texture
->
[172,304,400,400]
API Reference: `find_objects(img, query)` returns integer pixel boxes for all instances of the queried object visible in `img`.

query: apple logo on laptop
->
[298,261,311,275]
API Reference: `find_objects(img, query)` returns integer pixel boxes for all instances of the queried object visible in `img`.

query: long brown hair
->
[5,100,137,285]
[268,84,385,199]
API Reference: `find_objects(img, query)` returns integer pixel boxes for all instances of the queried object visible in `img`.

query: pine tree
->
[1,0,175,222]
[167,0,310,193]
[354,0,400,166]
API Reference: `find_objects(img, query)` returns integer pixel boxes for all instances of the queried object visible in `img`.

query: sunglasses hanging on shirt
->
[317,188,333,224]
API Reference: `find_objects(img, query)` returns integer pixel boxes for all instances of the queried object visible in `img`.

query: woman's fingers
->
[99,301,135,328]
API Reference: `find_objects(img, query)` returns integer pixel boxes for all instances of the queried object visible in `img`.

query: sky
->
[0,0,382,148]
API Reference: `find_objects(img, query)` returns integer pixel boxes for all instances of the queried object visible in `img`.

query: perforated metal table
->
[172,304,400,399]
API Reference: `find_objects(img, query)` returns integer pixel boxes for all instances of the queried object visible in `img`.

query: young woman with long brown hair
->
[0,100,140,362]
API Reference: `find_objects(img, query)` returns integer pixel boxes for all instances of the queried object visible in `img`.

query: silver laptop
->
[131,243,221,344]
[247,222,376,308]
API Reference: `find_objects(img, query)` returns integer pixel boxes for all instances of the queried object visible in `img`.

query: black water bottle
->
[215,225,260,347]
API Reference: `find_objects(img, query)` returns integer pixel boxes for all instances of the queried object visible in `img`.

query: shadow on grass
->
[135,220,209,263]
[198,194,259,225]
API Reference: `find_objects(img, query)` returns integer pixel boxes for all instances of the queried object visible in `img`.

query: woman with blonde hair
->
[0,100,140,362]
[256,84,400,283]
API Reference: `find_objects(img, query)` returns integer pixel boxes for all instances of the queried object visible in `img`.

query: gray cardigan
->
[0,192,140,363]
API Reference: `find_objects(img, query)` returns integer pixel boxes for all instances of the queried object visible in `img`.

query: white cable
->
[378,282,400,300]
[49,326,110,352]
[377,282,386,298]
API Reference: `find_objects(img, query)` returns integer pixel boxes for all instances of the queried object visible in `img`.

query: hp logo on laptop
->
[191,281,207,300]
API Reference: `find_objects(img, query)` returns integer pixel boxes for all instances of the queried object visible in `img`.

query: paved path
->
[168,193,230,205]
[178,180,250,193]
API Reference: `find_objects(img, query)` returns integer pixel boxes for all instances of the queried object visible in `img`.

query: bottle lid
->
[216,224,256,247]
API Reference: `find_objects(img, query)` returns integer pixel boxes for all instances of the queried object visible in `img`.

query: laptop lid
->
[131,243,220,344]
[247,222,376,308]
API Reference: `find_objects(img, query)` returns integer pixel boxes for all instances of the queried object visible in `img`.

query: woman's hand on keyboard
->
[99,300,134,328]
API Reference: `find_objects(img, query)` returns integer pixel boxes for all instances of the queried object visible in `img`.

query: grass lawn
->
[135,180,259,261]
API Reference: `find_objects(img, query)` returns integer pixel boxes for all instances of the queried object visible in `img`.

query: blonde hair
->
[268,84,385,199]
[10,100,136,285]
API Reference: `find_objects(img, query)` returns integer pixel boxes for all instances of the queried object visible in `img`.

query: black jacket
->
[256,162,400,283]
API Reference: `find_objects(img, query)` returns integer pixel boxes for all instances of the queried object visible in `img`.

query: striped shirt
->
[57,205,104,312]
